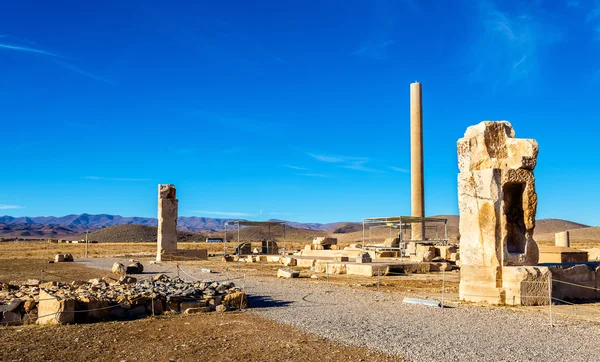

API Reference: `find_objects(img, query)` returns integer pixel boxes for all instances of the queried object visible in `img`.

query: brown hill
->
[212,225,326,243]
[534,219,589,235]
[88,225,206,243]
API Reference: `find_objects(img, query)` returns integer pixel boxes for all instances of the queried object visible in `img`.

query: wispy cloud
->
[283,164,308,170]
[52,59,115,85]
[353,40,395,60]
[468,1,562,88]
[298,173,331,178]
[307,153,345,163]
[83,176,152,182]
[0,36,114,84]
[342,164,385,173]
[308,152,384,173]
[389,166,410,173]
[585,3,600,39]
[0,204,22,210]
[0,43,61,57]
[193,210,255,217]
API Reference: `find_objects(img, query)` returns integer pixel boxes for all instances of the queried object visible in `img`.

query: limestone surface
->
[457,121,543,305]
[157,184,178,261]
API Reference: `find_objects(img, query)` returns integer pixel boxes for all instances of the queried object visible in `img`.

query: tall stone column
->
[156,184,178,261]
[410,81,425,241]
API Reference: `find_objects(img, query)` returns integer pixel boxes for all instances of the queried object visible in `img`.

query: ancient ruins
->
[0,275,247,326]
[157,184,178,261]
[457,121,549,305]
[156,184,207,261]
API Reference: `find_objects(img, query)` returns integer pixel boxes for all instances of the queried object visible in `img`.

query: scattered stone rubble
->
[0,274,247,326]
[54,254,74,263]
[111,261,144,275]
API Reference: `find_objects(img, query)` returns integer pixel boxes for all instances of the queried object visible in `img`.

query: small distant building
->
[206,237,224,243]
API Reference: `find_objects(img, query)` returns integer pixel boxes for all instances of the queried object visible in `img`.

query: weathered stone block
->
[112,262,126,275]
[222,292,248,309]
[37,290,75,325]
[157,184,178,261]
[458,121,542,305]
[277,269,300,279]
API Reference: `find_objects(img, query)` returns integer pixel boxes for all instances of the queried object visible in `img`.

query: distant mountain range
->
[0,213,593,240]
[0,213,347,238]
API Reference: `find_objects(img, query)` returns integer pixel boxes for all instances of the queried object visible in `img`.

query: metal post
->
[283,222,286,255]
[224,223,227,255]
[326,263,329,282]
[151,280,155,317]
[237,222,240,256]
[85,230,89,258]
[377,267,381,299]
[176,264,180,278]
[548,273,553,327]
[441,268,445,309]
[362,220,365,249]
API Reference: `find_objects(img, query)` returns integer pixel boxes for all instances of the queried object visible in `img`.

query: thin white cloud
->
[193,210,255,217]
[342,164,385,173]
[53,60,115,85]
[388,166,410,173]
[84,176,152,182]
[353,40,395,60]
[307,153,345,163]
[0,36,114,84]
[307,152,385,173]
[586,4,600,39]
[298,173,331,178]
[283,164,308,170]
[468,0,562,88]
[0,204,22,210]
[0,43,61,57]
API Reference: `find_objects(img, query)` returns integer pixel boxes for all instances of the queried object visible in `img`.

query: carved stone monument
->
[157,184,178,261]
[458,121,549,305]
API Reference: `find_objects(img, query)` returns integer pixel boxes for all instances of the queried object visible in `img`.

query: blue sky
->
[1,0,599,225]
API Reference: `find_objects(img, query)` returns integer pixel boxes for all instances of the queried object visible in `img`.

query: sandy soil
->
[0,312,398,362]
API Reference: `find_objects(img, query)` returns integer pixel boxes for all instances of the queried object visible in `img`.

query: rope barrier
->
[0,295,148,325]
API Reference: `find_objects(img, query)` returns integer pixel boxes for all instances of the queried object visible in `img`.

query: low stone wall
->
[546,263,600,301]
[0,275,246,326]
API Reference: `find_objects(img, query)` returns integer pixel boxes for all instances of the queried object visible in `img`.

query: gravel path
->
[79,258,600,362]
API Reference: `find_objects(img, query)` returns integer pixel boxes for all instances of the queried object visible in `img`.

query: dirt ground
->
[0,259,400,361]
[0,241,321,260]
[0,312,399,362]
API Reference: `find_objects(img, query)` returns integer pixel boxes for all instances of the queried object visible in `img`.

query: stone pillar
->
[555,231,570,248]
[157,184,178,261]
[410,81,425,240]
[457,121,547,306]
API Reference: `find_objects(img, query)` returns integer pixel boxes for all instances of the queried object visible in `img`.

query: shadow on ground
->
[249,295,293,309]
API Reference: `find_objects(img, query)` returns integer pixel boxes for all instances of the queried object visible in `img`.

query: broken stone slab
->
[37,290,75,325]
[184,307,211,314]
[215,304,227,313]
[222,291,247,309]
[126,261,144,274]
[355,253,372,264]
[180,300,208,310]
[280,257,297,266]
[312,237,337,246]
[112,262,126,275]
[54,253,74,263]
[277,269,300,279]
[0,298,22,313]
[1,311,22,326]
